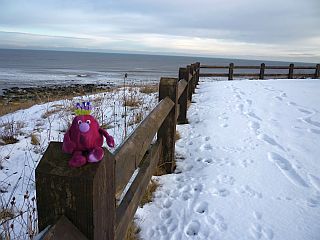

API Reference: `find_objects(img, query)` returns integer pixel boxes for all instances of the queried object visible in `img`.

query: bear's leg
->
[69,151,87,167]
[87,147,104,163]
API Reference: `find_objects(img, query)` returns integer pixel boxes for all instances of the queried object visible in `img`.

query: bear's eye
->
[78,120,82,125]
[86,120,91,124]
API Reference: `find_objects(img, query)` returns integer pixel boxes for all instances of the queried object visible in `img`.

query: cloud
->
[0,0,319,62]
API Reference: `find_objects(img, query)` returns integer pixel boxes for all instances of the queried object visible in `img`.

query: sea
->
[0,48,314,95]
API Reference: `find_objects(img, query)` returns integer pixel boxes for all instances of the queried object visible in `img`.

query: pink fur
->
[62,115,115,167]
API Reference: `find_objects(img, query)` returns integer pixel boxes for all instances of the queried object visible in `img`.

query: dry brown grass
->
[1,136,19,145]
[175,131,181,141]
[139,179,159,207]
[125,221,141,240]
[0,101,37,117]
[30,133,40,145]
[139,85,158,94]
[0,208,14,221]
[129,112,143,126]
[41,108,61,119]
[124,97,141,107]
[0,120,25,145]
[0,88,113,117]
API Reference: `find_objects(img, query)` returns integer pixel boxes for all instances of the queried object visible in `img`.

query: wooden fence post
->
[36,142,116,240]
[178,68,188,124]
[315,64,320,79]
[289,63,294,79]
[190,64,196,94]
[158,78,178,173]
[228,63,234,80]
[186,65,192,101]
[196,62,201,85]
[259,63,265,80]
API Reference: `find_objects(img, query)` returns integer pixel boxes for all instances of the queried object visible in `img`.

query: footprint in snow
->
[274,96,283,101]
[249,223,274,240]
[185,220,201,236]
[287,101,297,106]
[308,128,320,134]
[160,209,172,220]
[246,99,252,105]
[305,194,320,208]
[246,112,262,121]
[200,143,213,151]
[241,159,254,168]
[297,108,313,115]
[215,175,235,185]
[236,103,244,112]
[211,187,230,197]
[280,92,287,98]
[257,133,285,151]
[308,174,320,191]
[302,116,320,128]
[162,198,173,208]
[248,121,260,132]
[206,212,228,232]
[237,185,262,199]
[194,201,209,214]
[249,212,274,239]
[267,152,309,188]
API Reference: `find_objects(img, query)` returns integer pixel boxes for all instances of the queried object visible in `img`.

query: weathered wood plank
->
[233,73,260,77]
[200,65,229,68]
[264,66,290,69]
[199,73,228,77]
[177,79,188,99]
[186,66,192,101]
[178,68,188,124]
[234,66,261,69]
[42,216,88,240]
[293,66,316,69]
[158,78,178,173]
[115,141,162,240]
[93,150,116,240]
[114,97,174,192]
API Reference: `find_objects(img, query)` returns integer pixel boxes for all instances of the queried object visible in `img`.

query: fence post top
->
[160,77,178,86]
[36,141,110,180]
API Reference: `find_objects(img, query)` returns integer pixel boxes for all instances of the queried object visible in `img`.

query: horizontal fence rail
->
[36,63,201,239]
[200,63,320,80]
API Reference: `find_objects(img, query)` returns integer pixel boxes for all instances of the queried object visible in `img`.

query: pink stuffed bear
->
[62,102,115,167]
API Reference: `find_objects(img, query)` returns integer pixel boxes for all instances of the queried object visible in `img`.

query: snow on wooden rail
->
[35,63,200,239]
[200,63,320,80]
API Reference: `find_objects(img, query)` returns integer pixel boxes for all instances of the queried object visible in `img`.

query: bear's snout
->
[79,122,90,133]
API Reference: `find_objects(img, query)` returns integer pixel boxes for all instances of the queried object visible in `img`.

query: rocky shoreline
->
[0,83,115,103]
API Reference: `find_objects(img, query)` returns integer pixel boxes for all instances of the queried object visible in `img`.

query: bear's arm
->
[62,130,76,153]
[99,128,115,148]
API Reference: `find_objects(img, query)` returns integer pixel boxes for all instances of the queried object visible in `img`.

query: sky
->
[0,0,319,62]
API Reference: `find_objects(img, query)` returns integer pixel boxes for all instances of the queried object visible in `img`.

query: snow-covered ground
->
[137,79,320,240]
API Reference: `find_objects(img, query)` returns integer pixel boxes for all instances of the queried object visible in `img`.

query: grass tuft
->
[0,208,14,221]
[139,85,158,94]
[30,133,40,145]
[175,131,181,141]
[125,221,141,240]
[139,179,159,207]
[124,98,141,107]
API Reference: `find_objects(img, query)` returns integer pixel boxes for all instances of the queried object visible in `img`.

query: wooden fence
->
[35,62,200,240]
[200,63,320,80]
